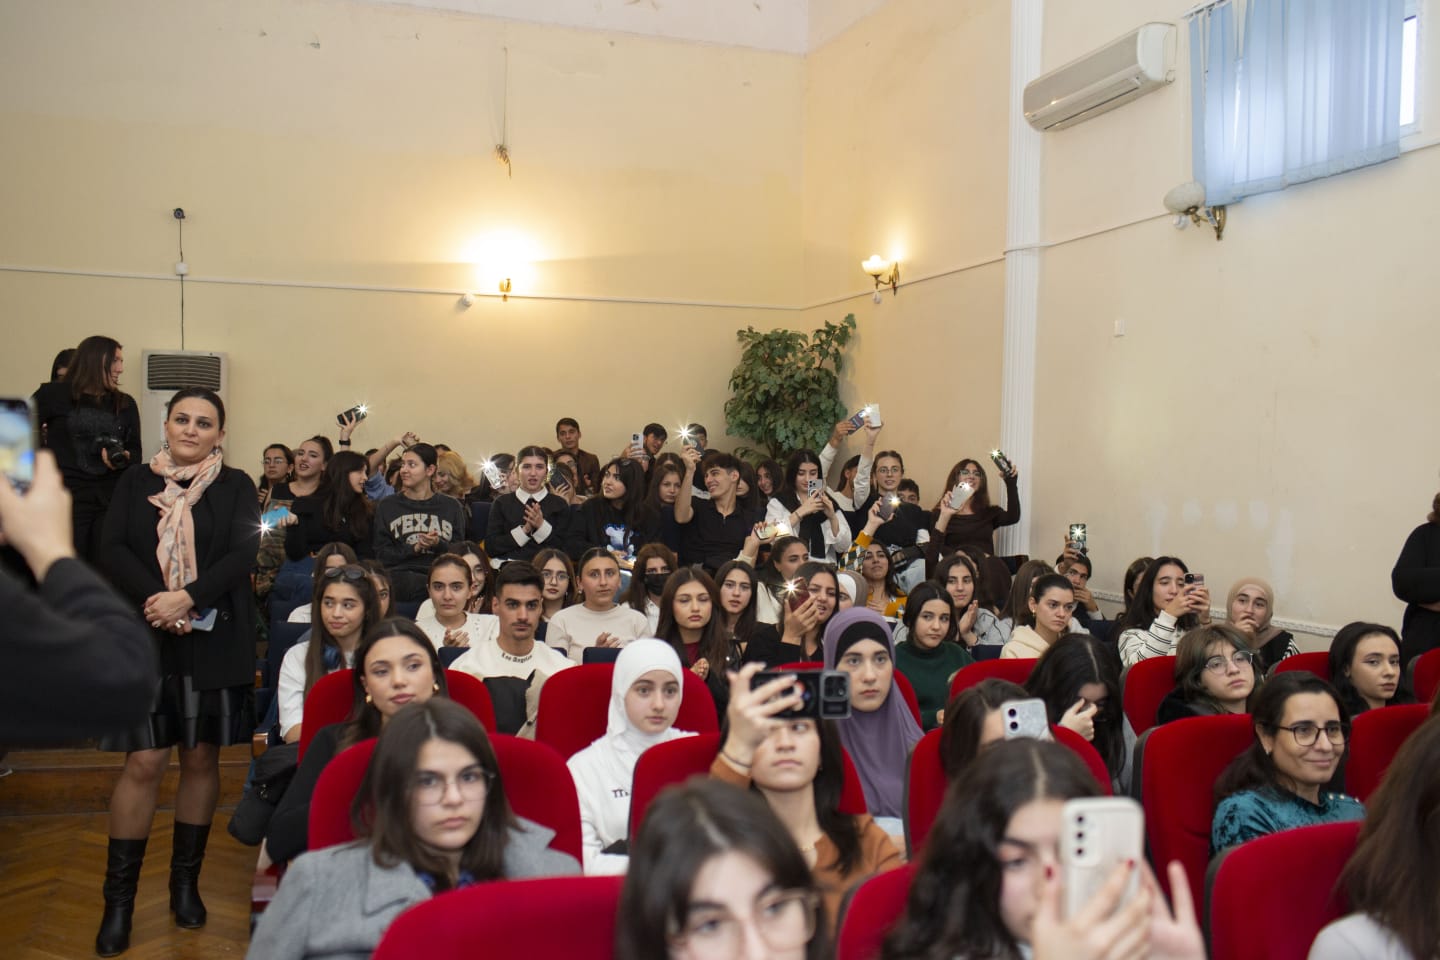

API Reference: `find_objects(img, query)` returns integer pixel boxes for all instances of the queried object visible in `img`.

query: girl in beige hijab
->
[1226,576,1299,671]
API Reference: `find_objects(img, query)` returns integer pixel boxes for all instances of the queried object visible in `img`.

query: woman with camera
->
[32,335,141,563]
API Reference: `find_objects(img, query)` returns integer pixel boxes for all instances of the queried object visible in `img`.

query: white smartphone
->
[1060,797,1144,919]
[1000,698,1049,740]
[948,481,974,510]
[630,432,644,455]
[866,403,883,427]
[807,478,823,497]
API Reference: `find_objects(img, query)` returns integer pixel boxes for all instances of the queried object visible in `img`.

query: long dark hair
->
[345,618,448,746]
[883,740,1099,960]
[734,459,763,513]
[65,335,123,406]
[470,453,514,502]
[655,567,730,671]
[318,450,373,540]
[532,547,576,609]
[453,542,495,613]
[1215,672,1351,803]
[353,699,514,890]
[1025,634,1124,780]
[902,582,958,647]
[1117,556,1197,634]
[305,564,380,695]
[1338,714,1440,960]
[757,535,808,592]
[1328,621,1411,716]
[753,719,862,873]
[645,458,685,510]
[1122,556,1153,612]
[938,678,1029,778]
[259,443,294,495]
[778,562,842,645]
[1174,624,1262,714]
[590,456,656,536]
[940,459,992,512]
[714,559,758,645]
[859,540,903,601]
[50,348,74,382]
[616,779,828,960]
[624,542,676,613]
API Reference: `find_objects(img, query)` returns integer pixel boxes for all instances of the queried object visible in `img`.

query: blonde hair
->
[434,450,474,493]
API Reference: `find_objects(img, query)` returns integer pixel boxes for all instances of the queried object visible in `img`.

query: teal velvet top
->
[1210,787,1364,855]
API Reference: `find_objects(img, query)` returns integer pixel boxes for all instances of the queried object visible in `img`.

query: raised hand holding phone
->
[0,449,72,580]
[948,481,975,511]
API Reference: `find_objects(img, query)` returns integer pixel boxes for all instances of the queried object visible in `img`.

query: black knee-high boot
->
[96,837,147,956]
[168,821,210,929]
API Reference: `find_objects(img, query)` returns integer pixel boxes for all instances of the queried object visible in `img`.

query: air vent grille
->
[145,354,223,391]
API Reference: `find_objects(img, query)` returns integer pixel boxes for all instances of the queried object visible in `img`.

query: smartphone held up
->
[0,397,37,493]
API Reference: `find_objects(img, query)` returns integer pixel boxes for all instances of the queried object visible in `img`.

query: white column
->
[996,0,1043,558]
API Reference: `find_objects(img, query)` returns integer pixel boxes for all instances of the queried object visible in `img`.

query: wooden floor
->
[0,747,256,959]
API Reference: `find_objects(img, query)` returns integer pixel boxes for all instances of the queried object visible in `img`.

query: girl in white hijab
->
[566,638,694,874]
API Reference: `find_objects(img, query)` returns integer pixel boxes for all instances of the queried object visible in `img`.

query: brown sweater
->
[710,756,903,933]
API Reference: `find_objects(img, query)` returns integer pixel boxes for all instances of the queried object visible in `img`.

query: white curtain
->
[1189,0,1405,206]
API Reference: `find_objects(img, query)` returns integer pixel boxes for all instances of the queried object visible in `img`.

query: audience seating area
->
[533,662,719,759]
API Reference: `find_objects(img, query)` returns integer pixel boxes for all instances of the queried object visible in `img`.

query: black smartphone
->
[750,669,851,719]
[990,448,1014,475]
[548,465,569,489]
[878,495,899,521]
[336,404,368,426]
[0,397,36,493]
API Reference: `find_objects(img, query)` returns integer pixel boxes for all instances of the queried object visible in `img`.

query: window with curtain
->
[1188,0,1408,206]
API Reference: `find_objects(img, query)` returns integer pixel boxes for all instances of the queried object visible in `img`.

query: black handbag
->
[227,742,299,846]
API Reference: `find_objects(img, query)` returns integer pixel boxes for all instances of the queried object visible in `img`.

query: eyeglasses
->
[321,565,367,582]
[412,766,493,805]
[669,890,818,957]
[1272,721,1348,747]
[262,457,290,465]
[1202,650,1255,674]
[958,468,982,478]
[541,570,570,582]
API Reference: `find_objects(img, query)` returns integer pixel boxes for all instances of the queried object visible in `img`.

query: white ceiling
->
[369,0,891,54]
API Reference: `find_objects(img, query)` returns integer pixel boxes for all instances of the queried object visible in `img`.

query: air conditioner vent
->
[145,354,224,392]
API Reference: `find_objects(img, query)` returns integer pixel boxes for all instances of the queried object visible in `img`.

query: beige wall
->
[1033,1,1440,643]
[801,0,1011,492]
[0,0,805,462]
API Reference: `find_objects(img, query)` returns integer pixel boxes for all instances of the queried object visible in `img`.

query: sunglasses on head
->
[321,565,367,582]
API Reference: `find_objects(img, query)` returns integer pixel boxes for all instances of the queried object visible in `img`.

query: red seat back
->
[903,729,946,856]
[1051,725,1114,796]
[1121,655,1177,737]
[1345,703,1430,802]
[1270,651,1330,681]
[1139,713,1254,901]
[373,875,624,959]
[836,863,916,960]
[298,670,355,760]
[535,662,718,760]
[1413,647,1440,703]
[1207,821,1359,960]
[892,671,922,727]
[949,658,1036,698]
[307,735,581,863]
[309,738,376,850]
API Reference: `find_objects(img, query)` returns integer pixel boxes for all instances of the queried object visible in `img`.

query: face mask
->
[645,573,670,594]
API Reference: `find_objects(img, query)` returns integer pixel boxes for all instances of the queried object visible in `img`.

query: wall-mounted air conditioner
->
[139,350,228,459]
[1024,23,1175,132]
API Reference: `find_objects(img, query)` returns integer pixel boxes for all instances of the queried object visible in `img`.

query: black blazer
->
[101,464,261,691]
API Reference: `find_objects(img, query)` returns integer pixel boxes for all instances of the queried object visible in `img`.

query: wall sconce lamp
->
[861,255,900,302]
[458,278,514,308]
[1163,181,1226,241]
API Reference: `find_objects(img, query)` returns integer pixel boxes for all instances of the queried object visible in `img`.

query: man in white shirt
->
[450,562,573,734]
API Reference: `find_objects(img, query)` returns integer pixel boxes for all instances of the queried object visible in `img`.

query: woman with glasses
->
[277,564,381,744]
[1157,625,1261,725]
[95,388,259,955]
[249,698,578,959]
[927,457,1021,560]
[616,778,828,960]
[1211,672,1363,855]
[1328,621,1413,717]
[257,443,294,507]
[854,448,930,593]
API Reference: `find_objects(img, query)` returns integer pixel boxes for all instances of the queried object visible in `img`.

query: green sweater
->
[895,640,974,730]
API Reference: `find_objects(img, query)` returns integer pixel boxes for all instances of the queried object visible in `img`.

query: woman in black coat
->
[95,387,259,957]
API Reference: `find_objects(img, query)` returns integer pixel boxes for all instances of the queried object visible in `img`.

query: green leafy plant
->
[724,313,857,461]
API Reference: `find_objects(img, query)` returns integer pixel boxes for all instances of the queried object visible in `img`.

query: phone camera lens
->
[1076,814,1086,823]
[1077,847,1085,856]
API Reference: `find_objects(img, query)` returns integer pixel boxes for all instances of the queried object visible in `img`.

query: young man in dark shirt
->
[674,447,764,573]
[371,443,466,601]
[554,418,600,496]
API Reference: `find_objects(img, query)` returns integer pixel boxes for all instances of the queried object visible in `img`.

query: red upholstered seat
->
[308,734,581,863]
[903,729,945,856]
[373,875,625,959]
[535,662,718,760]
[1138,713,1254,900]
[1412,647,1440,703]
[1345,703,1429,802]
[1207,821,1359,960]
[1270,650,1330,681]
[835,863,916,960]
[948,658,1036,698]
[297,668,496,760]
[1121,655,1177,737]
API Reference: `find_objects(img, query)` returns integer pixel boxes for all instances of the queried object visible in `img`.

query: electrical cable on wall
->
[173,207,187,349]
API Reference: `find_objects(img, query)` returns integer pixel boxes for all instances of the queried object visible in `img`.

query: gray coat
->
[246,818,578,959]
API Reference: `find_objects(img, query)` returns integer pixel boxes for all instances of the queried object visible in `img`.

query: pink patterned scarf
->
[148,448,225,591]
